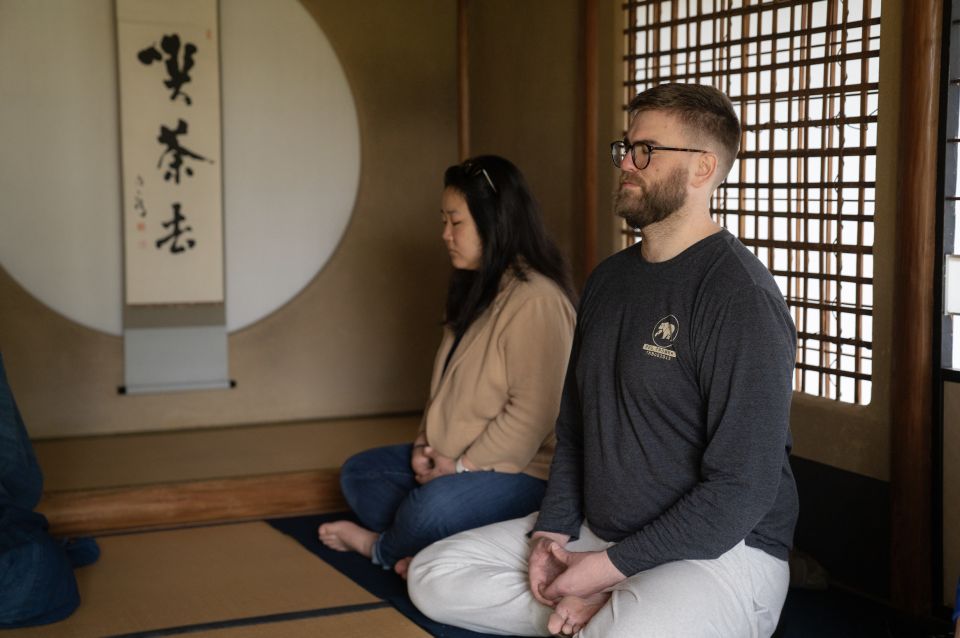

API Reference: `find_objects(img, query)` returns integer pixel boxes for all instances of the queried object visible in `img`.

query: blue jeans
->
[339,443,546,568]
[0,534,79,628]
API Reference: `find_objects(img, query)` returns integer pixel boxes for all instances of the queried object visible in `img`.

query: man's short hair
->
[627,83,741,181]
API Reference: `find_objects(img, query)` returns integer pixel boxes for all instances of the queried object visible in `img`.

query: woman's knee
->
[339,445,409,492]
[397,481,467,536]
[407,475,542,535]
[338,454,369,502]
[404,478,455,510]
[340,448,382,481]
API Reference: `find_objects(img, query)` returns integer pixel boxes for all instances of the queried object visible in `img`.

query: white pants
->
[408,513,789,638]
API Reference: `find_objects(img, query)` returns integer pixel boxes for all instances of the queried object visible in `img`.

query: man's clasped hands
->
[528,532,627,637]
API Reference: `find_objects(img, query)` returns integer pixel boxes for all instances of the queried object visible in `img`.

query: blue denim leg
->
[0,535,79,628]
[339,444,419,532]
[374,470,546,568]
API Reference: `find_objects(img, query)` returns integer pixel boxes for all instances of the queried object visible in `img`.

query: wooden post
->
[890,0,943,615]
[583,0,598,275]
[457,0,470,161]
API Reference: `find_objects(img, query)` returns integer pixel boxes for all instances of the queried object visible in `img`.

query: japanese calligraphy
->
[134,175,147,217]
[156,203,196,254]
[156,119,212,183]
[137,34,197,105]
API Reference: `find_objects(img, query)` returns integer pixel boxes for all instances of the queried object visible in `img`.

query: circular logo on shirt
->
[652,315,680,348]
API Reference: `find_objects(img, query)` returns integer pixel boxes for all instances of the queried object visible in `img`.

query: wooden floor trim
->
[38,469,346,536]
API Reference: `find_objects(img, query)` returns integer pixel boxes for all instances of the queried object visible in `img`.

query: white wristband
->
[455,456,471,474]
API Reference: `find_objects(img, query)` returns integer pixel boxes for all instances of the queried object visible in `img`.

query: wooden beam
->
[890,0,943,615]
[38,469,346,536]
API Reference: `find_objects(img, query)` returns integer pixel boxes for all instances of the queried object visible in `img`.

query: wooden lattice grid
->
[622,0,880,404]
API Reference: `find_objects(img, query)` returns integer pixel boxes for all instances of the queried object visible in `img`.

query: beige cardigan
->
[420,268,576,480]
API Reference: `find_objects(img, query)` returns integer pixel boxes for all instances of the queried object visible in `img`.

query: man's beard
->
[614,166,688,230]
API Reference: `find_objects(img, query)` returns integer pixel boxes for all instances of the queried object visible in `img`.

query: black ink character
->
[138,34,197,105]
[157,119,212,183]
[134,174,147,217]
[156,203,196,254]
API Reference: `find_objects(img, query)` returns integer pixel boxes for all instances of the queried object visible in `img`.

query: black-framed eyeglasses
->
[610,139,708,170]
[462,160,497,193]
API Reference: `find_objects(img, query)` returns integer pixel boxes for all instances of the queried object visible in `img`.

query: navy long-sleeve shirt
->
[533,230,799,577]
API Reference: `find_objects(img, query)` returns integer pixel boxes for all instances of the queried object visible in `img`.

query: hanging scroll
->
[117,0,224,305]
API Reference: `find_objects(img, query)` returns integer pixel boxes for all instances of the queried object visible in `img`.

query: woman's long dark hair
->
[443,155,574,337]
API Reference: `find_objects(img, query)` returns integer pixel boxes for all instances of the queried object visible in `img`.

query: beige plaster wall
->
[0,1,458,437]
[466,0,583,279]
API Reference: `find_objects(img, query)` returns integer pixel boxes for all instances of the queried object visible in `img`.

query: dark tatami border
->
[104,601,391,638]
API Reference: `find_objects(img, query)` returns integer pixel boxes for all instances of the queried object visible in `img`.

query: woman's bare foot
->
[546,591,611,637]
[317,521,377,558]
[394,556,413,579]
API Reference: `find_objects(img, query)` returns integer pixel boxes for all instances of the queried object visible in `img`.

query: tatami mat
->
[34,415,421,492]
[173,607,428,638]
[4,522,422,638]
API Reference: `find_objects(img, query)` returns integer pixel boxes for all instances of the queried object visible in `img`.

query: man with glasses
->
[408,83,798,638]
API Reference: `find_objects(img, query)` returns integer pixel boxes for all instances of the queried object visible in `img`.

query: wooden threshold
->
[38,468,346,536]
